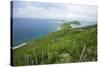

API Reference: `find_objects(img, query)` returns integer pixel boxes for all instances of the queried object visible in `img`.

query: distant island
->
[13,21,97,66]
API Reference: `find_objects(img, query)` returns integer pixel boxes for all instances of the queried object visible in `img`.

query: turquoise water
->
[13,18,60,47]
[12,18,97,47]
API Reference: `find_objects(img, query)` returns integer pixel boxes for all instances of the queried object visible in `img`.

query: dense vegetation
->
[13,21,97,66]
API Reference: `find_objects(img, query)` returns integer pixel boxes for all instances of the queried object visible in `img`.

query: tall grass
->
[13,22,97,66]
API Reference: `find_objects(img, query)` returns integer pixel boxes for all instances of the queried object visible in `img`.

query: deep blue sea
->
[13,18,60,47]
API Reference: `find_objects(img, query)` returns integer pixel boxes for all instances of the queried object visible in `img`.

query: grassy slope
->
[13,22,97,66]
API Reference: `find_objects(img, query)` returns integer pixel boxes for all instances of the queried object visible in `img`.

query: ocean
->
[12,18,97,47]
[12,18,60,47]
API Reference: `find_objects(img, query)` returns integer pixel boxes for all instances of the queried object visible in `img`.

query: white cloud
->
[14,4,67,19]
[13,2,97,22]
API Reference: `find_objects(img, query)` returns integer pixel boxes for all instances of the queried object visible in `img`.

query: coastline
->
[12,25,61,50]
[56,25,62,30]
[13,24,62,50]
[13,42,26,50]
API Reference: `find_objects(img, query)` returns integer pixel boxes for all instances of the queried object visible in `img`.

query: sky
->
[12,1,97,22]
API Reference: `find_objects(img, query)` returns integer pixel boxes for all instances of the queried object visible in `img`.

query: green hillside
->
[12,21,97,66]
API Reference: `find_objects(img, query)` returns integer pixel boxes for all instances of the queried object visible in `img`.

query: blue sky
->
[13,1,97,22]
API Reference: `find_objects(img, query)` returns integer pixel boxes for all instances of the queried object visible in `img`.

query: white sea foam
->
[13,42,26,50]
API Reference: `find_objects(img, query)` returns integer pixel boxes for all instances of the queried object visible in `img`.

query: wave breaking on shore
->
[13,42,26,50]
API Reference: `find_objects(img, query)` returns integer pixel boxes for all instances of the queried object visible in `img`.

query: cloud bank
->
[13,1,97,22]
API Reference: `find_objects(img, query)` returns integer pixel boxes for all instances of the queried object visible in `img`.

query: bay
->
[13,18,60,47]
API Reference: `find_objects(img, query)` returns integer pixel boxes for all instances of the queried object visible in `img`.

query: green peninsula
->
[13,21,97,66]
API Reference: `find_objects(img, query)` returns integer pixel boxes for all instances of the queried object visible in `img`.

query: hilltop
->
[13,21,97,66]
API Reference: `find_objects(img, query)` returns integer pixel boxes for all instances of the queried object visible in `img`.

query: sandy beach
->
[56,25,62,30]
[13,42,26,50]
